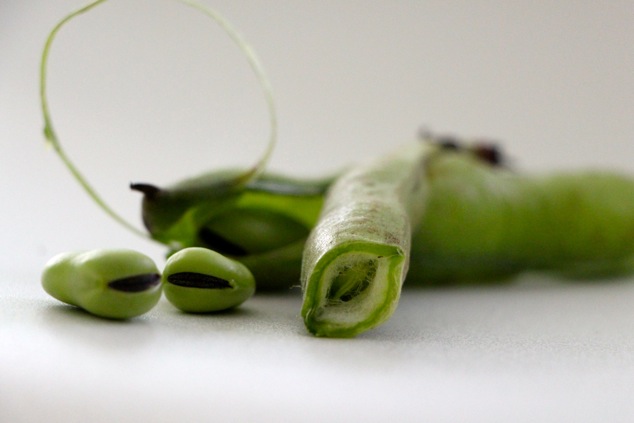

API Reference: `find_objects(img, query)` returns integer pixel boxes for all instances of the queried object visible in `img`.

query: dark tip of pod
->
[130,183,161,200]
[108,273,161,293]
[167,272,232,289]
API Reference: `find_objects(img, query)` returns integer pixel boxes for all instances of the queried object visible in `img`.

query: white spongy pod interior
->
[313,252,403,328]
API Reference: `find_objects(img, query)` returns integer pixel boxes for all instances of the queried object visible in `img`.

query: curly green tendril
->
[40,0,278,239]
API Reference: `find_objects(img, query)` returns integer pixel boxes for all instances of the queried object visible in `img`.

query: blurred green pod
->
[409,140,634,283]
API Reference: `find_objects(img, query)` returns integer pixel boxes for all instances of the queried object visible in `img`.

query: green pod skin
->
[41,249,161,319]
[132,171,330,290]
[408,146,634,284]
[162,247,255,312]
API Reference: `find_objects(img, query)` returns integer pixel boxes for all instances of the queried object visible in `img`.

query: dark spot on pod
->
[472,143,503,166]
[108,273,161,293]
[198,228,248,256]
[435,135,462,151]
[167,272,232,289]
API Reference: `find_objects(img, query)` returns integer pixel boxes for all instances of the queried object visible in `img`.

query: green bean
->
[41,249,161,319]
[162,247,255,312]
[300,141,434,337]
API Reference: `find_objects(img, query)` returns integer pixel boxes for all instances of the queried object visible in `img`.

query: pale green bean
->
[42,249,161,319]
[162,247,255,312]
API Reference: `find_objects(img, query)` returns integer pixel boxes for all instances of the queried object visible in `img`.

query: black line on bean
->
[167,272,232,289]
[108,273,161,293]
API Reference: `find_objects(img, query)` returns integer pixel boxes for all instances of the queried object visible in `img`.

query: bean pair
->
[42,247,255,319]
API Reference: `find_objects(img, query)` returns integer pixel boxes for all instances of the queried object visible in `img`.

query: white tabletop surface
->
[2,1,634,422]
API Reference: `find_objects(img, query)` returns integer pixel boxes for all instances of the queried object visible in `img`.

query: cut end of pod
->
[301,246,406,338]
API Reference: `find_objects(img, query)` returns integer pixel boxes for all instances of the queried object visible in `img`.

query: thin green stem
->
[39,0,148,236]
[177,0,277,184]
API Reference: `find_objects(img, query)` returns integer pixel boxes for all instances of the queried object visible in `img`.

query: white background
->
[1,1,634,422]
